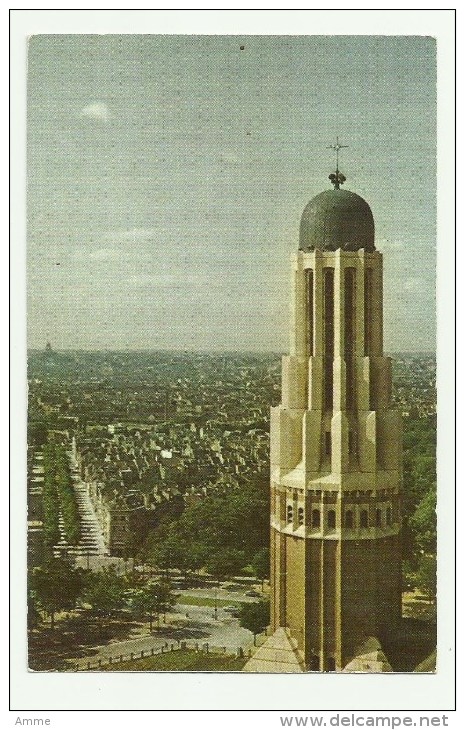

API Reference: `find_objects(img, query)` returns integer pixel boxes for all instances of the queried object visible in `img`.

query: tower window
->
[364,268,373,356]
[345,510,354,528]
[298,507,304,526]
[306,269,314,356]
[376,508,382,527]
[312,509,321,528]
[360,509,369,528]
[386,506,392,526]
[325,431,331,457]
[323,268,334,409]
[327,510,336,529]
[344,267,356,410]
[287,505,293,523]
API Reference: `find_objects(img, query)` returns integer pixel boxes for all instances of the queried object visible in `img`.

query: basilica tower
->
[269,156,402,672]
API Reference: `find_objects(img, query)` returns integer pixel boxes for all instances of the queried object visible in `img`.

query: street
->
[72,602,254,669]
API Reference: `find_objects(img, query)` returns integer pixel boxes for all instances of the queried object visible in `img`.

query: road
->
[72,603,254,669]
[175,586,263,604]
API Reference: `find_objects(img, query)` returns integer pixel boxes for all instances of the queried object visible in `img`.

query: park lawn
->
[94,650,247,672]
[176,595,241,608]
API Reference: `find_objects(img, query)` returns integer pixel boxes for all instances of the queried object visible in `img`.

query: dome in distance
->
[299,188,375,253]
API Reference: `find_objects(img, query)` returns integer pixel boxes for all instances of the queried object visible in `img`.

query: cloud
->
[80,102,110,123]
[72,247,123,262]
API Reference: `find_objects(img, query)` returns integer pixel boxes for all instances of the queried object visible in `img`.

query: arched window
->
[375,508,382,527]
[287,505,293,523]
[345,510,353,528]
[360,509,369,528]
[364,268,373,357]
[312,509,321,528]
[386,506,392,526]
[344,267,356,410]
[298,507,304,526]
[306,269,314,356]
[327,510,336,529]
[323,268,334,410]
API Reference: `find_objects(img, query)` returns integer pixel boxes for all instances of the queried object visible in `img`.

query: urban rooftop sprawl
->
[26,349,436,672]
[27,349,435,560]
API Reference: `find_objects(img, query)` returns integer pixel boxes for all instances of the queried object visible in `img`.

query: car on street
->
[245,589,261,597]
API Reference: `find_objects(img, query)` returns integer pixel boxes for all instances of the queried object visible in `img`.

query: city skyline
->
[28,35,436,353]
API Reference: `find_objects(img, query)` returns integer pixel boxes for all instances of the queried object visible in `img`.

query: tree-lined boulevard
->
[27,351,436,671]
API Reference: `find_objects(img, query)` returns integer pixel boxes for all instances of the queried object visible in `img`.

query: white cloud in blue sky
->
[79,101,110,122]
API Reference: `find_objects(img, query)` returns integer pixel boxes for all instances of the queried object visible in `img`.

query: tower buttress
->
[270,173,402,672]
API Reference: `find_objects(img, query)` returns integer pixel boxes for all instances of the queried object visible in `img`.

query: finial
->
[327,136,348,189]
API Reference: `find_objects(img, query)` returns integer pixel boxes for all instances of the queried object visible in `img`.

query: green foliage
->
[42,443,81,547]
[95,650,247,672]
[27,589,42,630]
[415,555,437,603]
[144,521,206,575]
[29,558,84,628]
[141,471,270,577]
[251,547,270,584]
[411,488,436,555]
[402,415,436,565]
[28,421,48,447]
[206,548,247,581]
[238,599,270,644]
[42,446,60,547]
[128,580,175,630]
[81,567,127,616]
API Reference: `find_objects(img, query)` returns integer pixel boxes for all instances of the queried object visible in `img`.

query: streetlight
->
[214,590,218,620]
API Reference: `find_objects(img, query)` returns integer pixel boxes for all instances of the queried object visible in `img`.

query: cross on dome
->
[327,137,348,189]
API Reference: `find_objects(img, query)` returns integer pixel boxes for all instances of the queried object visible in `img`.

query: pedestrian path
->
[54,454,107,560]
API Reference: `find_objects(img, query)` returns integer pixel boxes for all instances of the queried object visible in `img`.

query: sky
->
[27,35,436,352]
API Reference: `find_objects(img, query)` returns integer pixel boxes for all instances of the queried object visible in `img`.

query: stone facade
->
[270,242,402,671]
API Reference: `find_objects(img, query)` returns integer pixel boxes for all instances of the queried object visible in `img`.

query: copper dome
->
[299,188,375,252]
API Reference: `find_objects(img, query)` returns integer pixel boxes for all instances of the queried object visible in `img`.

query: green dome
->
[299,188,375,252]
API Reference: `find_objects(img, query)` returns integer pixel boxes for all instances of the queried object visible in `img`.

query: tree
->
[129,580,175,632]
[28,421,48,447]
[81,566,127,617]
[206,548,246,584]
[401,414,436,568]
[138,468,270,582]
[27,589,42,631]
[30,558,84,629]
[145,523,186,574]
[415,554,437,605]
[411,487,437,555]
[42,458,60,549]
[238,600,270,645]
[41,442,81,548]
[251,547,270,588]
[144,521,208,578]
